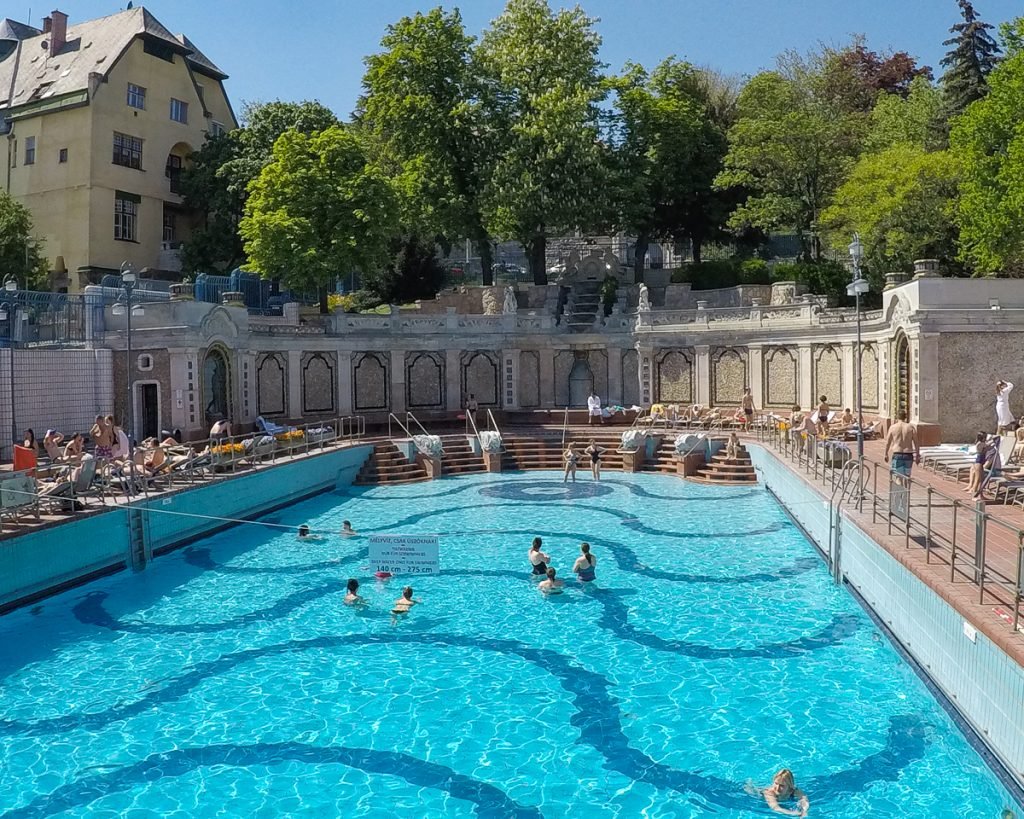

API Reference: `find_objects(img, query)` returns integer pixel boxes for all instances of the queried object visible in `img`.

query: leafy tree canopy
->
[864,76,947,152]
[0,192,47,289]
[951,45,1024,273]
[361,234,448,304]
[240,126,398,299]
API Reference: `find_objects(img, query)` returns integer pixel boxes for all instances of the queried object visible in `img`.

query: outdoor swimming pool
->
[0,471,1020,817]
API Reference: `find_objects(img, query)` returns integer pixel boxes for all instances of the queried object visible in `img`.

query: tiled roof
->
[0,19,41,41]
[0,6,226,111]
[176,34,226,80]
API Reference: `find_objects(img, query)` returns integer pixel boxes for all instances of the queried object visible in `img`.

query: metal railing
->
[560,406,570,448]
[756,418,1024,634]
[387,411,439,457]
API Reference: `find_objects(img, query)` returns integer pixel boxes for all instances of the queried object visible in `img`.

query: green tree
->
[0,192,47,289]
[361,234,447,304]
[357,9,497,284]
[951,45,1024,273]
[823,145,960,278]
[611,59,732,278]
[864,76,946,153]
[180,100,339,273]
[240,127,398,310]
[476,0,609,284]
[941,0,1001,118]
[715,71,861,259]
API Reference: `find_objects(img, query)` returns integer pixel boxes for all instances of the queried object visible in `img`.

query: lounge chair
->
[256,415,295,435]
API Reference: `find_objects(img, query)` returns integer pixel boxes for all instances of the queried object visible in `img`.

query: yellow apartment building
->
[0,7,236,292]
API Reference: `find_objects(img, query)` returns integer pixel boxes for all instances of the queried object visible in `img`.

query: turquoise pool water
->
[0,471,1020,818]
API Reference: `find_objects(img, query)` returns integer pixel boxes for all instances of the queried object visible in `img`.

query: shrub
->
[738,259,770,285]
[330,289,382,313]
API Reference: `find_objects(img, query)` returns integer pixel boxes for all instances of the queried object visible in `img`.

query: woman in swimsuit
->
[759,768,809,816]
[538,567,564,594]
[563,444,579,484]
[816,395,830,437]
[572,542,597,583]
[965,432,989,496]
[528,537,550,577]
[585,439,606,481]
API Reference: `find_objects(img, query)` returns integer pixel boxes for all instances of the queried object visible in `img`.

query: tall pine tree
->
[940,0,1001,118]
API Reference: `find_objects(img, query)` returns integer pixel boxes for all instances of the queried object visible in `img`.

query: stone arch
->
[353,352,389,411]
[764,347,797,408]
[406,351,445,409]
[302,352,335,414]
[656,349,693,404]
[813,345,843,408]
[568,355,595,407]
[711,347,747,407]
[462,351,499,407]
[202,343,233,426]
[256,353,286,417]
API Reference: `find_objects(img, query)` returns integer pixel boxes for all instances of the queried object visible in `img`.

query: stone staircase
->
[690,444,757,484]
[502,430,627,471]
[640,436,678,475]
[563,281,603,333]
[440,435,488,476]
[354,442,429,485]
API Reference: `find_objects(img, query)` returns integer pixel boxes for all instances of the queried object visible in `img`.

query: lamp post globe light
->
[846,234,869,460]
[0,274,17,456]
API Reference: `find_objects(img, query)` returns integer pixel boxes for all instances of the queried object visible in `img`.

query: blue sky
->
[40,1,1024,118]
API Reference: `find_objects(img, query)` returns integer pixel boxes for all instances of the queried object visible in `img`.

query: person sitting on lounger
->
[63,432,85,464]
[133,441,166,475]
[43,429,65,462]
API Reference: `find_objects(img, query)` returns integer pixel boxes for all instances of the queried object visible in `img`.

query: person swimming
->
[572,542,597,583]
[297,524,323,540]
[344,578,365,606]
[758,768,809,817]
[341,520,357,537]
[392,586,419,614]
[538,567,564,594]
[528,537,551,577]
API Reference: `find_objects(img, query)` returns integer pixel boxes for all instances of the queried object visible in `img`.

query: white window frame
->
[209,121,225,138]
[169,98,188,124]
[127,83,146,110]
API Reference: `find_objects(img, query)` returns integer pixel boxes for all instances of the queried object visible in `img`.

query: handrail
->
[465,405,483,447]
[388,412,415,443]
[560,406,570,448]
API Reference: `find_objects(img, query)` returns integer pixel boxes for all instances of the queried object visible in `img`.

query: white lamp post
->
[119,262,137,447]
[847,235,869,460]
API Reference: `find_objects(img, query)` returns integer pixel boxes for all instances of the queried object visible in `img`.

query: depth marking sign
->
[367,535,439,575]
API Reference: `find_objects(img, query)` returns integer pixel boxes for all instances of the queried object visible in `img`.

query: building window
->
[137,354,154,372]
[165,154,183,194]
[113,132,143,169]
[114,192,139,242]
[58,148,68,163]
[163,211,176,243]
[24,136,35,165]
[127,83,146,109]
[209,121,225,138]
[169,98,188,124]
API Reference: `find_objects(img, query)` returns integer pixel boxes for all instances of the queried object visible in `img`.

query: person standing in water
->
[528,537,551,577]
[563,443,579,483]
[538,567,564,594]
[344,578,365,606]
[585,439,606,481]
[572,542,597,583]
[392,586,419,615]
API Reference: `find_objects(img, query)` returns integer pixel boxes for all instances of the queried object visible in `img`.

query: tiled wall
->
[749,444,1024,784]
[0,445,372,612]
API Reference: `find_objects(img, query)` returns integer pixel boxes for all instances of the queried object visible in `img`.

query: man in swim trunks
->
[741,387,754,430]
[884,410,919,479]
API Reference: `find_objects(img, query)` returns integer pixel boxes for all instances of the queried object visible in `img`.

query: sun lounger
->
[256,415,295,435]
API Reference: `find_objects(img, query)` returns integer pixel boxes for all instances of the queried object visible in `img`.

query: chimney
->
[50,10,67,55]
[42,16,52,33]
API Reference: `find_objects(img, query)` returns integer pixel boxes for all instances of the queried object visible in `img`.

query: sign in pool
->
[367,534,440,575]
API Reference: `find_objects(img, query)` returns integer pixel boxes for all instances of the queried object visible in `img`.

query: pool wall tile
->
[749,444,1024,785]
[0,445,372,613]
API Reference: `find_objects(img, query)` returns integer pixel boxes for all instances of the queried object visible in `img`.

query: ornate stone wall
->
[622,350,639,407]
[711,347,747,406]
[353,352,389,411]
[256,353,287,417]
[462,351,499,406]
[861,344,878,410]
[814,346,843,407]
[554,351,574,406]
[301,352,336,414]
[518,351,540,408]
[764,347,797,408]
[656,349,693,404]
[554,350,609,405]
[405,351,445,409]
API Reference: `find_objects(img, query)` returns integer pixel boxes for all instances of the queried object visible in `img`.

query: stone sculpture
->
[638,283,651,312]
[503,286,517,315]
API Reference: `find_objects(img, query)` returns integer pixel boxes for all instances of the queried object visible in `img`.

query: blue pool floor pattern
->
[0,470,1019,818]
